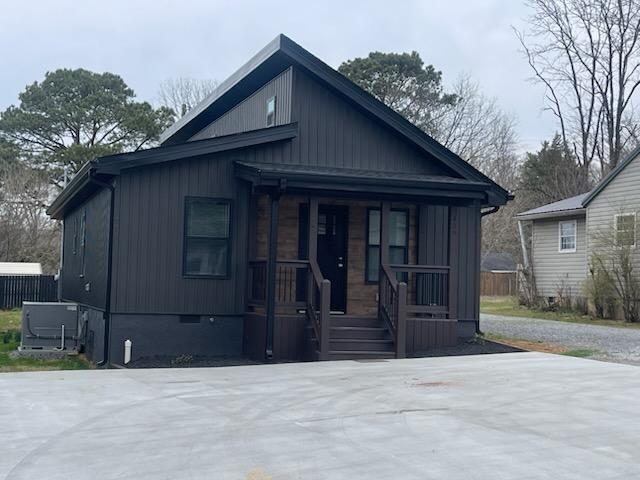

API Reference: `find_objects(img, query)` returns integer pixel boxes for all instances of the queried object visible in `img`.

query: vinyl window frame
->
[558,219,577,253]
[182,196,233,279]
[614,212,636,248]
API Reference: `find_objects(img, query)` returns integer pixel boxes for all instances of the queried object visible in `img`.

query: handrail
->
[306,258,330,360]
[379,263,406,358]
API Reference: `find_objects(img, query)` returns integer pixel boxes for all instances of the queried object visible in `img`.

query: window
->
[366,209,409,283]
[558,220,576,253]
[266,96,276,127]
[183,198,231,277]
[615,213,636,247]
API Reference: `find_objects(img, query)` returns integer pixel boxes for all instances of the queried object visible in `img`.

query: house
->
[0,262,43,275]
[516,146,640,305]
[47,35,510,365]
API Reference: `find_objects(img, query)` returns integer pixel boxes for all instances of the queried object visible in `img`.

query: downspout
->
[88,170,116,368]
[481,206,500,217]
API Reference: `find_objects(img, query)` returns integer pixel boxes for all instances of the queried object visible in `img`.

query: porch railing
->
[379,264,407,358]
[247,258,331,359]
[307,260,330,360]
[380,264,453,358]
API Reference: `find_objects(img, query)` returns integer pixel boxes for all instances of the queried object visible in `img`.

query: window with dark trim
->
[365,208,409,283]
[266,96,276,127]
[183,197,232,277]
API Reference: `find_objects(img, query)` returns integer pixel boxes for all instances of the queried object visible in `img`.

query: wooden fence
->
[480,271,518,297]
[0,275,58,309]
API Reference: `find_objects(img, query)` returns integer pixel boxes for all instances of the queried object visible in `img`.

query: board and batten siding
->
[111,154,248,315]
[289,68,457,176]
[586,152,640,273]
[189,67,293,141]
[532,215,587,298]
[61,187,111,309]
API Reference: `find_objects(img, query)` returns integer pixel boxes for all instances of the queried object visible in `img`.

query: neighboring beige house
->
[517,146,640,304]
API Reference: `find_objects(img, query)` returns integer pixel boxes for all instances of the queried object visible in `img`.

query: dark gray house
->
[47,35,510,365]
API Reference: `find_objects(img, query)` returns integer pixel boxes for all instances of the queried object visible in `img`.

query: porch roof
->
[235,162,491,201]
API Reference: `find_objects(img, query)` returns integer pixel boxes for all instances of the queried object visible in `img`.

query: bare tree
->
[429,76,523,262]
[516,0,640,178]
[432,75,519,177]
[158,77,218,119]
[0,161,60,273]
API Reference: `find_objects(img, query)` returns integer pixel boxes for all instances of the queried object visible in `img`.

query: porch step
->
[327,350,396,361]
[330,338,394,352]
[330,315,382,328]
[330,326,390,340]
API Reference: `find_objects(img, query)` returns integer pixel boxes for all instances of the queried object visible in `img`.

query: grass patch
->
[480,296,640,329]
[0,309,90,373]
[562,348,598,358]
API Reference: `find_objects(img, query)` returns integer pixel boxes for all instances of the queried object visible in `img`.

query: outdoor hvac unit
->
[20,302,79,352]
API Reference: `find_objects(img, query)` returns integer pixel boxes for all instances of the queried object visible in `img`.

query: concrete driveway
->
[1,353,639,479]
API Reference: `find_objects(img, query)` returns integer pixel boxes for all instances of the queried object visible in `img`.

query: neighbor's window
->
[266,96,276,127]
[558,220,576,252]
[184,198,231,277]
[615,213,636,247]
[366,209,409,283]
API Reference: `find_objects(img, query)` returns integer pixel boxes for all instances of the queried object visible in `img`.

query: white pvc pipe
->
[60,324,65,350]
[124,339,132,364]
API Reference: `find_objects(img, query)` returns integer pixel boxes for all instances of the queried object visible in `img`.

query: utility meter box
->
[20,302,79,351]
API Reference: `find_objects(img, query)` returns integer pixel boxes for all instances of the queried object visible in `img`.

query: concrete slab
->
[1,352,639,479]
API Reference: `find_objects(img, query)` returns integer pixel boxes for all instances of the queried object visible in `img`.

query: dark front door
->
[317,205,348,312]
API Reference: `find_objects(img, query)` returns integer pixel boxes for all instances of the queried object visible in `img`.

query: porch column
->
[265,192,280,360]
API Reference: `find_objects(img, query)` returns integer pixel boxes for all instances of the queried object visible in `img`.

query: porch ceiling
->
[235,162,490,201]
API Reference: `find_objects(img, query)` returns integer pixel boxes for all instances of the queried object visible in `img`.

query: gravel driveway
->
[481,313,640,365]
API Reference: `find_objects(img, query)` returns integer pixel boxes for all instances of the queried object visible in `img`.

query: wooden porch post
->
[448,206,459,321]
[265,192,280,360]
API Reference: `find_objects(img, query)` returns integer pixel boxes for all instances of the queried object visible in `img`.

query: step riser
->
[330,340,394,352]
[328,352,396,360]
[330,328,390,340]
[330,317,382,328]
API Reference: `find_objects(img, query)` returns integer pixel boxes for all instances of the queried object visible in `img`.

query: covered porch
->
[236,162,485,361]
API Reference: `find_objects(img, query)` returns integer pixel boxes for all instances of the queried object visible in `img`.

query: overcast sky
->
[1,0,556,153]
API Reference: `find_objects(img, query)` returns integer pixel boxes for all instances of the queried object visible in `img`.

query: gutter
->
[87,170,116,368]
[481,206,500,217]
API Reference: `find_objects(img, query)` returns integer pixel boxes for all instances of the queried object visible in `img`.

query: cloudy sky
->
[1,0,556,153]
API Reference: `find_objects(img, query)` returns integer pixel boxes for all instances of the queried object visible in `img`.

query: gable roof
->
[47,124,297,219]
[516,193,587,221]
[160,34,510,206]
[581,144,640,207]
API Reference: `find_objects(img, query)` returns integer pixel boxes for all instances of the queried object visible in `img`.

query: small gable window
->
[558,220,577,253]
[615,213,636,247]
[183,197,232,277]
[266,96,276,127]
